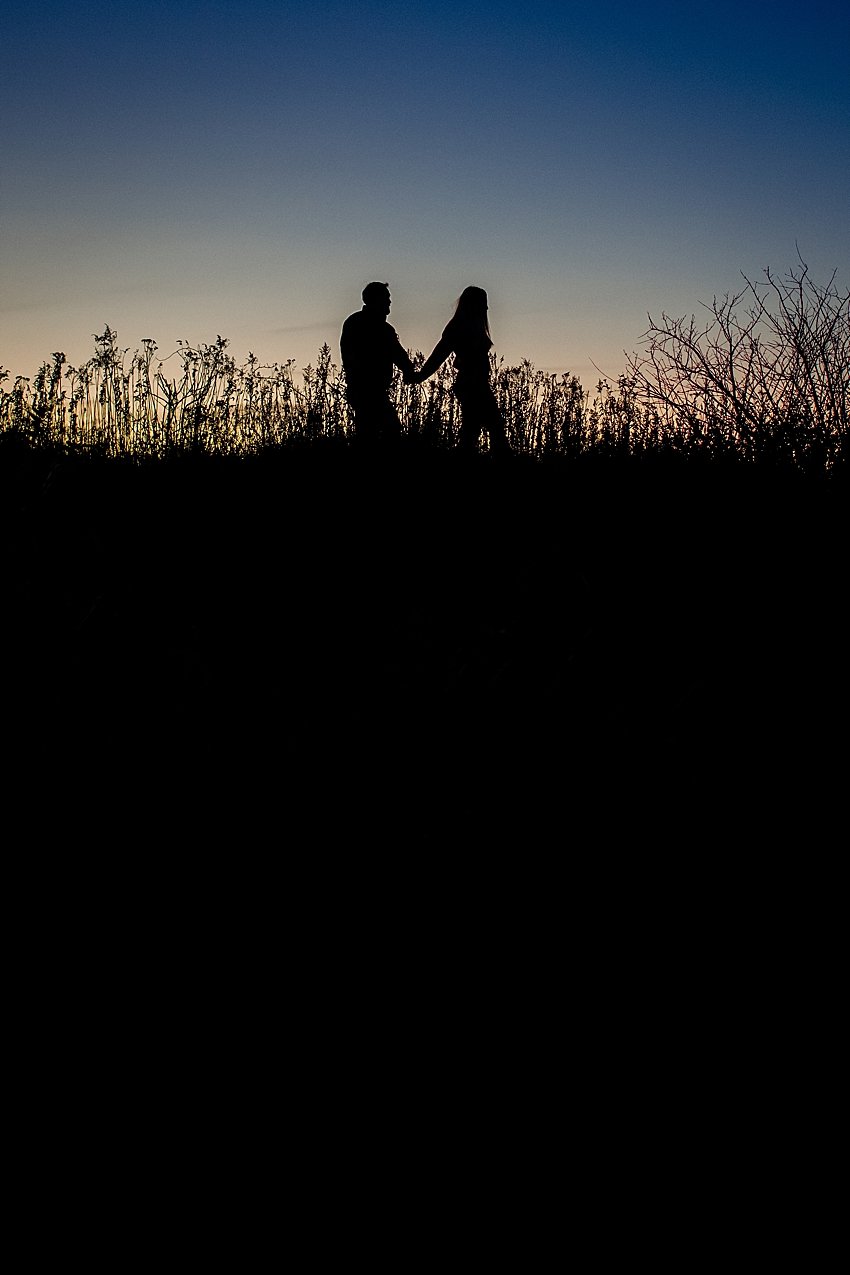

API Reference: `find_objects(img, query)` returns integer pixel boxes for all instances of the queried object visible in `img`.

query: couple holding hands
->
[340,282,509,454]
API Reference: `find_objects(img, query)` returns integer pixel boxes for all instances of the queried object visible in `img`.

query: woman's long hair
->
[446,285,492,346]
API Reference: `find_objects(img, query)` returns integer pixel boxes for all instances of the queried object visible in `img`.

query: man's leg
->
[350,395,400,448]
[376,397,402,445]
[350,396,379,448]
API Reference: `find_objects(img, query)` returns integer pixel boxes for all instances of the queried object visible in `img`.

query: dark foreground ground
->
[5,433,842,1248]
[1,434,847,850]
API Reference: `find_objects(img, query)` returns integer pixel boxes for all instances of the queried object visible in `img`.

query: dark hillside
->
[2,435,846,849]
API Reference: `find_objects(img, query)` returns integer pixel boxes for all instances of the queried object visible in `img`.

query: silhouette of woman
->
[413,286,509,454]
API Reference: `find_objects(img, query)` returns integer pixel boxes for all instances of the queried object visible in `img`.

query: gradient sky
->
[2,0,848,388]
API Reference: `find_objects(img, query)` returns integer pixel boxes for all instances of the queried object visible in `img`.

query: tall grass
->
[0,329,323,458]
[0,324,652,462]
[2,261,847,472]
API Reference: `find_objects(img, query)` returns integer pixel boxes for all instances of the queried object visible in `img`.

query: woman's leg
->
[485,395,509,453]
[456,390,480,452]
[473,386,508,453]
[456,385,508,453]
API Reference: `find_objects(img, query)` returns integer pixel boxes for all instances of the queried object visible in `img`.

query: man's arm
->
[391,334,416,383]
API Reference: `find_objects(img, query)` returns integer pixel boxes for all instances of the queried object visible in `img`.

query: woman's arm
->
[415,335,454,382]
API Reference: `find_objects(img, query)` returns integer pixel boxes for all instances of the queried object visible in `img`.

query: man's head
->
[362,281,391,316]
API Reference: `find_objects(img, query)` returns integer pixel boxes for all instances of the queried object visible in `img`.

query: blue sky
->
[2,0,848,386]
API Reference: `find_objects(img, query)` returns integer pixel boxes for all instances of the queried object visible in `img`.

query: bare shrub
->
[627,255,849,472]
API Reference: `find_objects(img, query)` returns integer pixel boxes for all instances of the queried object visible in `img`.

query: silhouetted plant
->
[627,255,849,472]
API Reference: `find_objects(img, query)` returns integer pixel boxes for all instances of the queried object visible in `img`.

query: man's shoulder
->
[342,311,396,338]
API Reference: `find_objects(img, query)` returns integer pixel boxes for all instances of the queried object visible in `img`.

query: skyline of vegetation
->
[3,261,847,474]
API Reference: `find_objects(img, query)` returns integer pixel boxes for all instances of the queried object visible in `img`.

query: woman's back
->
[443,318,492,387]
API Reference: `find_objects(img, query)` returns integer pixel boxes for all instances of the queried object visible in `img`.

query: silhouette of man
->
[340,282,415,446]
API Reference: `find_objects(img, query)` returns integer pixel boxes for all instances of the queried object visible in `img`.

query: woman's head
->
[450,286,491,339]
